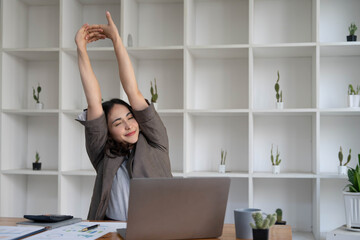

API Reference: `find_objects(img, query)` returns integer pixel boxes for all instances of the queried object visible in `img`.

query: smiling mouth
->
[125,131,136,137]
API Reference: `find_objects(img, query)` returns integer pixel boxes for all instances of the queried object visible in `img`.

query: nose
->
[123,120,131,130]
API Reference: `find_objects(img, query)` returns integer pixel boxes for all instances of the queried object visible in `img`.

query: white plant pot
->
[338,166,347,175]
[36,103,44,110]
[348,95,360,108]
[343,192,360,229]
[152,102,158,110]
[272,165,280,174]
[276,102,284,109]
[219,164,226,173]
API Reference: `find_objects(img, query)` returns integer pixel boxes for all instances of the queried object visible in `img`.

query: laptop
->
[117,177,231,240]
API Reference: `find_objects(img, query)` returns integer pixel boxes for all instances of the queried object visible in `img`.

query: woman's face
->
[107,104,139,145]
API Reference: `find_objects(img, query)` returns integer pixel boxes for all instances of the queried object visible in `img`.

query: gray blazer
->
[77,102,173,220]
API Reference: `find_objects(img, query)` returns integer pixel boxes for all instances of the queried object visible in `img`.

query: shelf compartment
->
[127,49,183,110]
[124,0,183,47]
[186,0,248,46]
[253,114,315,173]
[253,178,314,235]
[186,48,248,110]
[2,109,59,117]
[253,0,315,44]
[320,115,360,174]
[2,52,59,110]
[61,51,121,110]
[319,179,347,239]
[60,112,92,172]
[320,43,360,57]
[320,54,360,108]
[185,113,249,173]
[0,174,58,217]
[320,0,360,43]
[160,115,183,173]
[2,0,59,48]
[62,0,120,48]
[1,113,59,171]
[253,49,315,109]
[60,175,94,219]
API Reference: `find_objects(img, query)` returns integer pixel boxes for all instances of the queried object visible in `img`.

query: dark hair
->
[102,98,135,158]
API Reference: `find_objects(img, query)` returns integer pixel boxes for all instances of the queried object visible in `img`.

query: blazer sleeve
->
[76,112,108,171]
[132,101,169,151]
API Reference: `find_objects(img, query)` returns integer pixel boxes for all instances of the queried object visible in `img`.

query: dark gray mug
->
[234,208,261,239]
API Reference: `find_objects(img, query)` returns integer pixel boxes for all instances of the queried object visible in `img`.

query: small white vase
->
[36,103,44,110]
[348,95,359,108]
[276,102,284,109]
[272,165,280,174]
[153,102,158,111]
[338,166,347,175]
[219,164,226,173]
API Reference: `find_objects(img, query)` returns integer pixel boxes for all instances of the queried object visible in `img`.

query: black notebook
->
[17,217,82,230]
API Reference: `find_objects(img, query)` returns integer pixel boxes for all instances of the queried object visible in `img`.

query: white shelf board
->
[252,109,316,116]
[187,109,249,116]
[63,48,116,60]
[135,0,183,3]
[2,169,58,175]
[252,172,316,179]
[127,47,183,59]
[21,0,59,5]
[172,172,184,177]
[3,48,59,60]
[157,109,184,116]
[253,45,316,58]
[320,43,360,57]
[318,173,348,179]
[78,0,120,4]
[2,109,59,117]
[320,108,360,115]
[185,171,249,178]
[188,45,249,58]
[61,170,96,176]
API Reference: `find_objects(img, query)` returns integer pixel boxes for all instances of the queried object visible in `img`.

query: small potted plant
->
[338,146,351,175]
[33,83,43,109]
[150,78,158,110]
[347,23,357,42]
[274,71,283,109]
[219,149,227,173]
[250,212,276,240]
[348,84,360,108]
[271,144,281,174]
[275,208,287,225]
[32,151,41,170]
[343,154,360,229]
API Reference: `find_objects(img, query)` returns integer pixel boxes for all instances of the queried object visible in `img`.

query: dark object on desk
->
[24,214,73,223]
[253,228,269,240]
[17,217,82,230]
[117,177,230,240]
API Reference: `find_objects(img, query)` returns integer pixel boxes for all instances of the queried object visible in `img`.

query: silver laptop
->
[117,177,231,240]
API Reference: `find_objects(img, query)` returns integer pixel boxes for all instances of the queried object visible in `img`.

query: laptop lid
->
[122,177,230,240]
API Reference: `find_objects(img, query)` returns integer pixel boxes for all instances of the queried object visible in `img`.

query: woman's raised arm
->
[75,24,106,120]
[97,12,148,111]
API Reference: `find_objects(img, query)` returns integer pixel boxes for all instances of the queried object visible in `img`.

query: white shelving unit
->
[0,0,359,239]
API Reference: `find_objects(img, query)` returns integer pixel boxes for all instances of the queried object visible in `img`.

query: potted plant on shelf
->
[275,208,287,225]
[271,144,281,174]
[33,83,43,109]
[343,154,360,229]
[250,212,276,240]
[347,23,358,42]
[150,78,158,110]
[347,84,360,108]
[32,151,41,170]
[219,149,227,173]
[338,146,351,175]
[274,71,283,109]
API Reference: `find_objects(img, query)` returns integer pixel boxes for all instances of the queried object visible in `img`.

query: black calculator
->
[24,214,73,223]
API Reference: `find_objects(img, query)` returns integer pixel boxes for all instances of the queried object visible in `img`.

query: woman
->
[75,11,172,221]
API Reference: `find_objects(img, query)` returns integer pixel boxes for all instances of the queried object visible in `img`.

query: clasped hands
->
[75,11,120,49]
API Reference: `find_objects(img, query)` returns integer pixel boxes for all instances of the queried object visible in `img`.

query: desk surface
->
[0,217,244,240]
